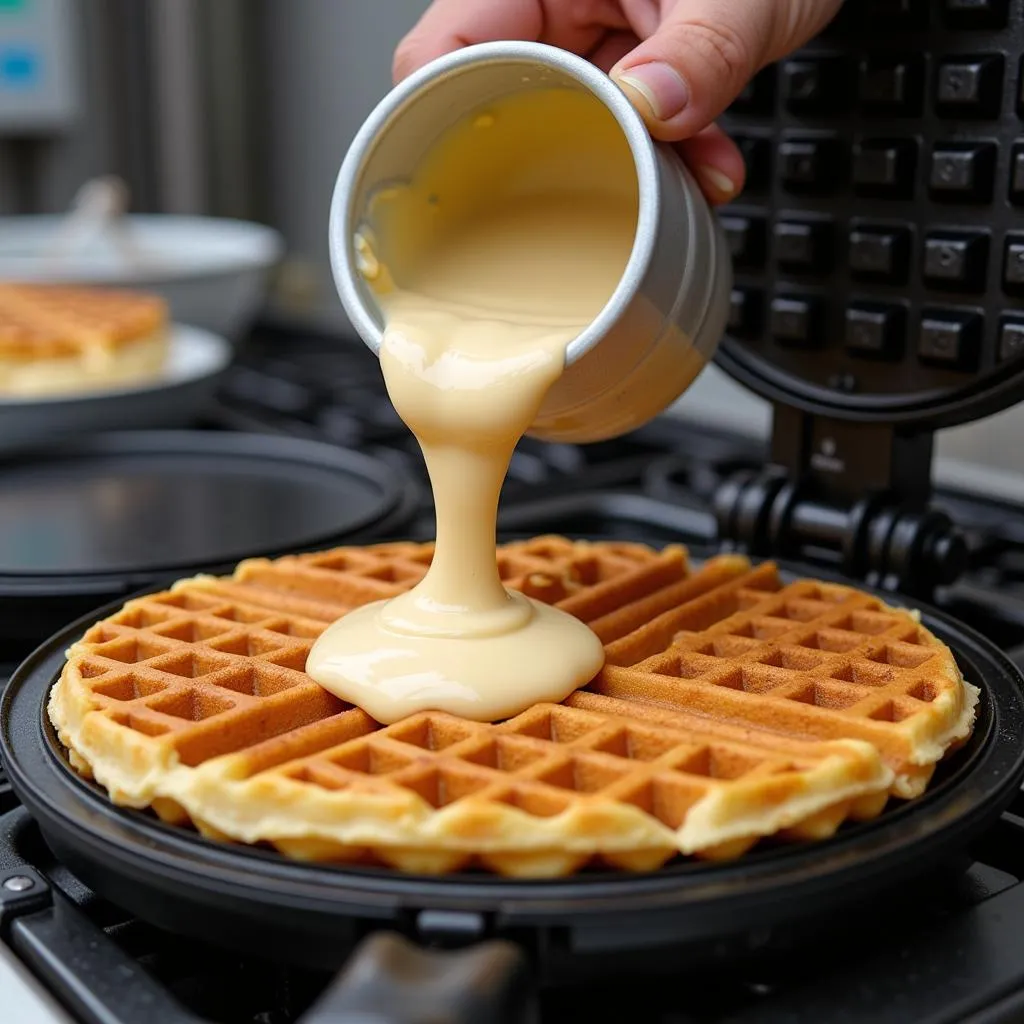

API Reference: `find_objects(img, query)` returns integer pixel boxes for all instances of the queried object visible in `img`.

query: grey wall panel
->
[0,0,123,215]
[262,0,429,327]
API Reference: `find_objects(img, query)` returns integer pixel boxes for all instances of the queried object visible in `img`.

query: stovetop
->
[4,324,1024,1023]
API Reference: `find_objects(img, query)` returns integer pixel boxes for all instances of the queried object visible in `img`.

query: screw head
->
[3,875,33,892]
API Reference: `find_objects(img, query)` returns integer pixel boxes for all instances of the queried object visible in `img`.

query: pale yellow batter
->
[307,87,639,723]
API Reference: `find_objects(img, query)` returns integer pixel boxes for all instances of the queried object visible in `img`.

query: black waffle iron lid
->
[709,11,1024,590]
[0,431,417,654]
[715,5,1024,431]
[716,247,1024,429]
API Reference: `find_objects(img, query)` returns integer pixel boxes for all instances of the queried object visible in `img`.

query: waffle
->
[49,538,977,877]
[0,282,168,396]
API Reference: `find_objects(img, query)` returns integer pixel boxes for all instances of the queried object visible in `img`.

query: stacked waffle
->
[50,537,977,877]
[0,283,168,397]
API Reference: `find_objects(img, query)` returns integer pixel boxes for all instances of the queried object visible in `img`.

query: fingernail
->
[615,63,690,122]
[698,165,737,198]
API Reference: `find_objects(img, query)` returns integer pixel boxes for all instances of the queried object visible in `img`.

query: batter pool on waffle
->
[0,282,168,397]
[49,538,978,878]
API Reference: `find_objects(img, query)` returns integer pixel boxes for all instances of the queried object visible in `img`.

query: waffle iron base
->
[2,552,1023,994]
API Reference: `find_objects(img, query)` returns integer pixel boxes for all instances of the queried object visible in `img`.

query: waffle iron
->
[0,557,1022,1024]
[6,3,1024,1021]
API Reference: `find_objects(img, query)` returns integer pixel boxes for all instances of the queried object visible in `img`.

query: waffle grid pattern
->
[0,283,166,359]
[596,569,970,795]
[50,538,976,877]
[718,0,1024,414]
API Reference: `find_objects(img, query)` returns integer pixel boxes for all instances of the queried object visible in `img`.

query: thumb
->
[611,0,842,141]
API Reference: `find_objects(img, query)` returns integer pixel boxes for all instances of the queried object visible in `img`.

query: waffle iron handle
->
[298,931,537,1024]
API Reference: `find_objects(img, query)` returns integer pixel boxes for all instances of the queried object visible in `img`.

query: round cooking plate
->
[0,432,417,651]
[3,566,1023,977]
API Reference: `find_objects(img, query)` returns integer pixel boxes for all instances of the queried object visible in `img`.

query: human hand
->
[394,0,843,205]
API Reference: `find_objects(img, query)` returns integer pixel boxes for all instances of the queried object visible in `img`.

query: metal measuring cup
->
[329,41,732,444]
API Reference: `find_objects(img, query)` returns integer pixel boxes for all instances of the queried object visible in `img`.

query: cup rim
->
[328,40,658,368]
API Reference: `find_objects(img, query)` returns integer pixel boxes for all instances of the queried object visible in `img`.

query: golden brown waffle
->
[0,282,167,395]
[49,538,977,877]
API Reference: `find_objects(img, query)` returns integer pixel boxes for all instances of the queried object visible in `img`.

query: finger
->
[619,0,661,39]
[394,0,629,83]
[588,34,742,202]
[587,30,641,73]
[610,0,843,140]
[393,0,543,83]
[675,123,745,204]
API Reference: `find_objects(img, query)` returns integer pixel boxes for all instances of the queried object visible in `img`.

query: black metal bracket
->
[0,866,51,937]
[714,406,968,596]
[10,890,206,1024]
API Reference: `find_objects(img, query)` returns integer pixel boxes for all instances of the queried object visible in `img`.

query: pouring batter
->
[307,87,638,723]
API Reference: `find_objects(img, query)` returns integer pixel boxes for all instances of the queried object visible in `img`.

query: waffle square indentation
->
[387,715,477,752]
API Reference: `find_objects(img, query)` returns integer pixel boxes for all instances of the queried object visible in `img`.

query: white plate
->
[0,324,232,455]
[0,215,283,339]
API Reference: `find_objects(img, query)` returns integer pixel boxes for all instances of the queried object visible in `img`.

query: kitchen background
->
[1,0,1020,489]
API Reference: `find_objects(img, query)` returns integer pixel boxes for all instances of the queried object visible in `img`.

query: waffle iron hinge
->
[713,406,968,597]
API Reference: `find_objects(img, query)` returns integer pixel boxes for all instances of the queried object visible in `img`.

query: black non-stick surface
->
[0,432,418,655]
[0,432,409,575]
[3,556,1023,982]
[717,0,1024,429]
